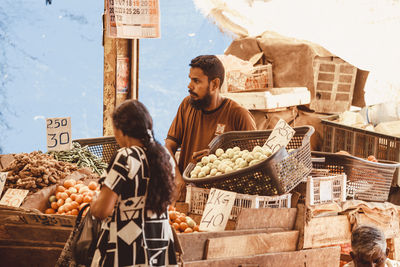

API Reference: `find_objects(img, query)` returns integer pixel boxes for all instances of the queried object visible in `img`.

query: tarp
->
[194,0,400,105]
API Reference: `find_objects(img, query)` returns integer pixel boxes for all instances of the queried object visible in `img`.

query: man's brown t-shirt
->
[167,96,257,173]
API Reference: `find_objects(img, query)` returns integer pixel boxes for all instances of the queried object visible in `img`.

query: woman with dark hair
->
[90,99,177,267]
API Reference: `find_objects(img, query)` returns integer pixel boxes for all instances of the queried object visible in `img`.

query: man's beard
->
[189,87,212,110]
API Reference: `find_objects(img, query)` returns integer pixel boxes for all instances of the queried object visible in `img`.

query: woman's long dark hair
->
[112,100,175,215]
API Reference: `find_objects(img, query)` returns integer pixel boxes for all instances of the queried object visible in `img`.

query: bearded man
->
[165,55,256,200]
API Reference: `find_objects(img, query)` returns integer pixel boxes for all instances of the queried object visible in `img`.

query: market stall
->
[1,117,400,266]
[2,1,400,266]
[0,141,110,267]
[173,123,400,266]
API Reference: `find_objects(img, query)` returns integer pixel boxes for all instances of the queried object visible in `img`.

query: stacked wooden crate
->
[175,204,341,267]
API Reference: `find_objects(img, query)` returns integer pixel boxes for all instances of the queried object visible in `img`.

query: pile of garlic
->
[190,145,273,178]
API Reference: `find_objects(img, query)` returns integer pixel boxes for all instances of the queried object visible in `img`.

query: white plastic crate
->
[185,185,291,220]
[221,87,310,111]
[306,173,347,206]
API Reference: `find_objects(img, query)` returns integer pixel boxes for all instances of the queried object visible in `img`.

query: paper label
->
[46,117,72,151]
[199,188,236,232]
[0,188,29,207]
[264,119,295,153]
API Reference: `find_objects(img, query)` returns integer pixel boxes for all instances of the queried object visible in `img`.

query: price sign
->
[46,117,72,151]
[199,188,236,232]
[0,188,29,207]
[264,119,295,154]
[0,172,7,196]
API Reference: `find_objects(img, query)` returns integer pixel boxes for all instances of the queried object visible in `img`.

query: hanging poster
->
[107,0,160,39]
[117,57,130,94]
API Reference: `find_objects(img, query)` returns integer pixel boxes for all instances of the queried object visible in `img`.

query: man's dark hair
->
[189,55,225,87]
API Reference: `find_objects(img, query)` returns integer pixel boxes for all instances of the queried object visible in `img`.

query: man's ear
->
[210,78,221,92]
[350,251,355,260]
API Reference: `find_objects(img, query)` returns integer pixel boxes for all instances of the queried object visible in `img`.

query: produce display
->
[45,178,100,216]
[168,206,200,233]
[1,151,79,194]
[47,142,108,176]
[190,146,272,178]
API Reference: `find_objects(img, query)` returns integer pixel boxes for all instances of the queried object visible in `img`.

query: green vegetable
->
[47,142,108,176]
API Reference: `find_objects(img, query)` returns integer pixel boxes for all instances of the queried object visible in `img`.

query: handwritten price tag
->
[264,119,295,154]
[199,188,236,232]
[0,172,7,196]
[0,188,29,207]
[46,117,72,152]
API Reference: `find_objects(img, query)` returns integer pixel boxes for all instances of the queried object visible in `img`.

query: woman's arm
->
[165,139,186,202]
[90,185,118,220]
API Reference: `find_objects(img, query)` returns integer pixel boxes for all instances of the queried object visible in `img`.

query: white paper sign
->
[199,188,236,232]
[319,180,333,201]
[264,119,296,153]
[0,188,29,207]
[46,117,72,151]
[107,0,160,39]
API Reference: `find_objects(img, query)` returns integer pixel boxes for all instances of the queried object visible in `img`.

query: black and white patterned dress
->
[90,146,177,267]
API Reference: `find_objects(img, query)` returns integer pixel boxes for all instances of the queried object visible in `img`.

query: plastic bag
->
[359,101,400,126]
[72,204,102,266]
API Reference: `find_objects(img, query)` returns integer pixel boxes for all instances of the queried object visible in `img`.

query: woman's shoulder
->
[111,146,144,164]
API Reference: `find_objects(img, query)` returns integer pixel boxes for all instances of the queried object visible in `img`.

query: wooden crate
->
[0,205,73,266]
[295,203,351,249]
[181,246,341,267]
[311,57,357,113]
[295,203,399,249]
[177,207,298,262]
[177,229,298,262]
[0,219,71,267]
[0,246,63,267]
[188,207,297,232]
[0,205,76,227]
[388,237,400,261]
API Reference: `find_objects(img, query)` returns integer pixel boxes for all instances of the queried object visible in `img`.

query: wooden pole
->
[131,39,139,100]
[102,1,139,136]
